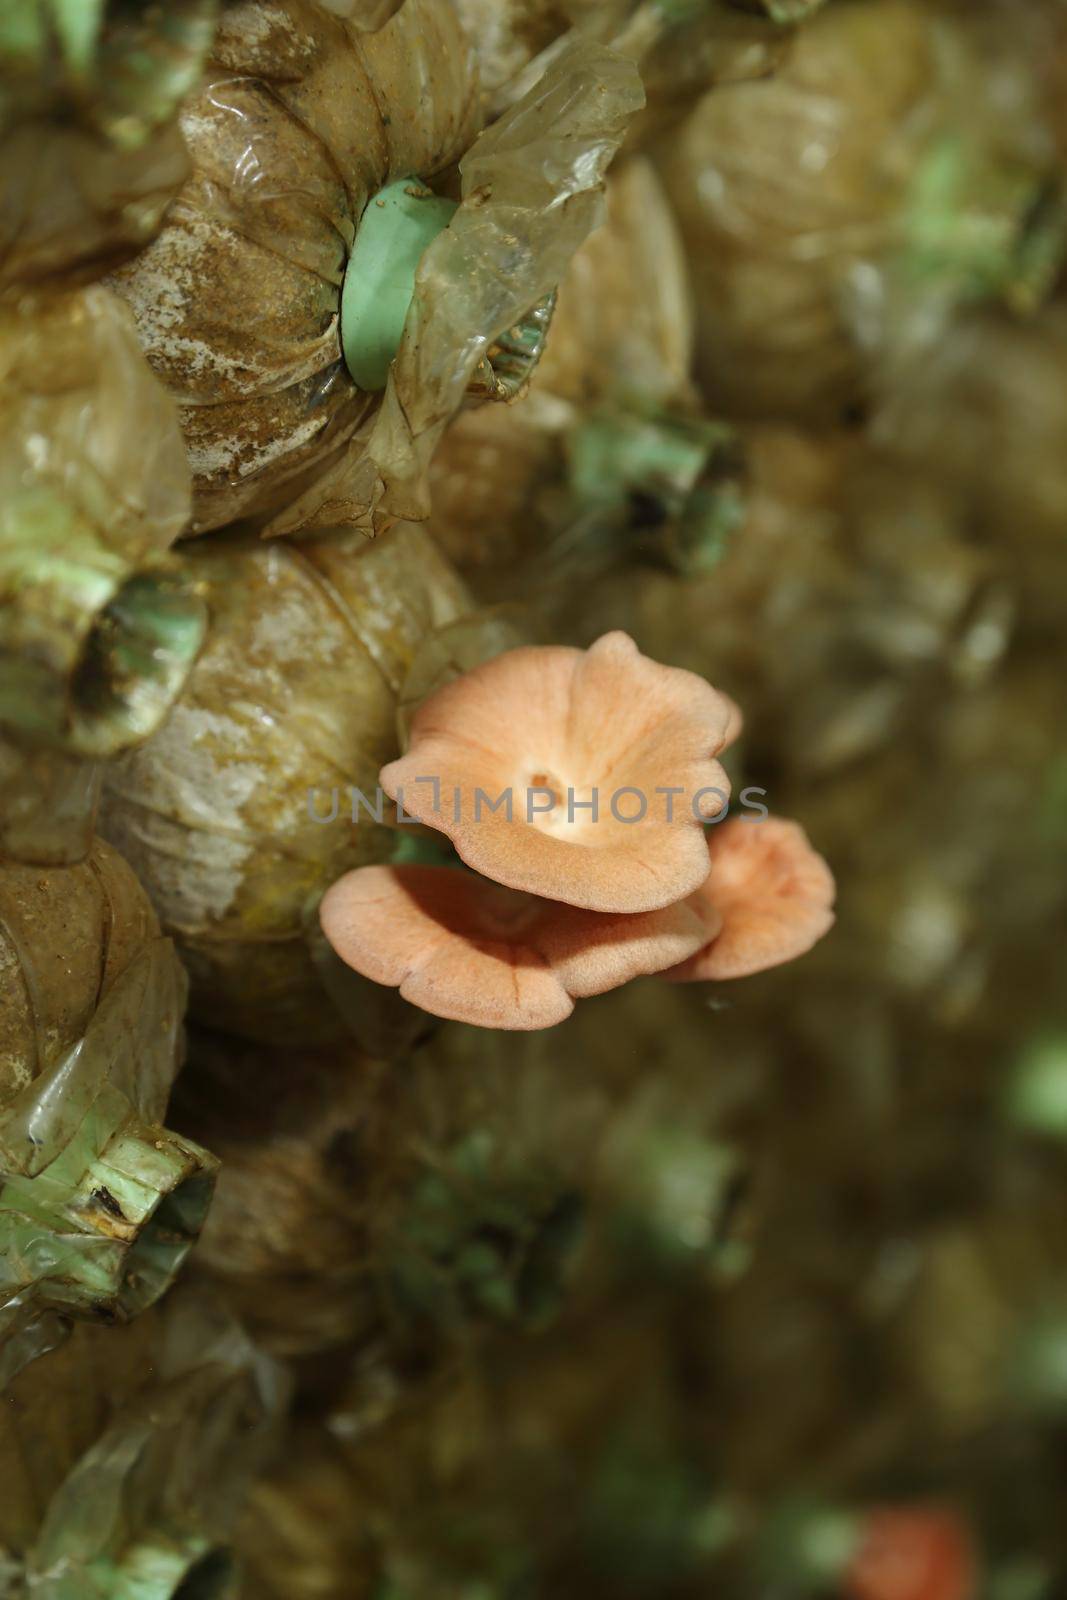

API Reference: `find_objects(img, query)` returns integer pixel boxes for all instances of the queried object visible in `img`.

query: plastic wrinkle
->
[98,524,472,1046]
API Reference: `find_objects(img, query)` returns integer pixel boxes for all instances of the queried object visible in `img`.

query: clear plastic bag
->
[267,36,644,535]
[659,0,1063,422]
[108,0,642,536]
[107,0,481,533]
[0,843,217,1382]
[0,288,205,758]
[99,524,472,1045]
[0,1287,284,1596]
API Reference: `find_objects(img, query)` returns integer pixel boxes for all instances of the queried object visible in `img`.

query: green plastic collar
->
[341,178,458,391]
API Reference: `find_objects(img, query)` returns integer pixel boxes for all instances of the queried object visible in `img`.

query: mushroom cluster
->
[321,631,835,1029]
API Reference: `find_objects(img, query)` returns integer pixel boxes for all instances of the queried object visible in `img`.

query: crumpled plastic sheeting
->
[530,155,694,409]
[0,1289,285,1598]
[264,38,644,536]
[0,844,217,1380]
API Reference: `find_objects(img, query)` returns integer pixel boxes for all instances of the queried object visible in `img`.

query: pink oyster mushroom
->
[320,864,709,1031]
[667,815,835,983]
[380,632,739,915]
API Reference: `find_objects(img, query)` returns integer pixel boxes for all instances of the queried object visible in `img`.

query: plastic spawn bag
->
[270,34,645,536]
[0,842,217,1388]
[0,0,220,295]
[0,1286,285,1598]
[658,0,1064,422]
[107,0,642,536]
[99,523,473,1047]
[0,287,206,760]
[173,984,747,1366]
[105,0,480,535]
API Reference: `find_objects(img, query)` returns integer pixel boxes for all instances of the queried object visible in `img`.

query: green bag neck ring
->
[340,177,558,399]
[341,178,458,392]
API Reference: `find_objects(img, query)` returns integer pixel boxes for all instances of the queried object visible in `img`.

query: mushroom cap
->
[721,693,744,752]
[379,632,736,914]
[667,815,835,982]
[846,1507,977,1600]
[319,864,708,1031]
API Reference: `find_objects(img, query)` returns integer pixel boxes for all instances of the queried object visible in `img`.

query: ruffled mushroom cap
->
[380,632,735,914]
[667,815,835,982]
[320,865,708,1030]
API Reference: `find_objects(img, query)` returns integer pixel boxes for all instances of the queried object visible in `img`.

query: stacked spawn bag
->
[0,0,216,293]
[167,1028,401,1360]
[0,1,223,1389]
[99,521,477,1050]
[0,6,282,1589]
[424,151,731,596]
[0,839,217,1384]
[0,1286,284,1599]
[102,0,486,536]
[0,0,216,788]
[10,4,1067,1600]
